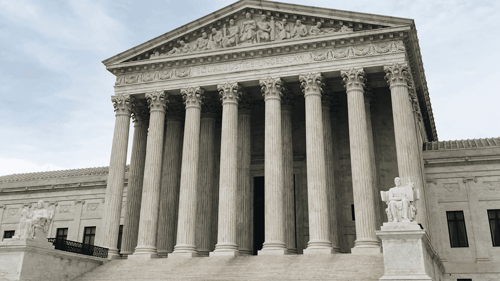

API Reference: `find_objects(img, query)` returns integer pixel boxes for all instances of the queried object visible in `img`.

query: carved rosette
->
[217,82,242,106]
[341,68,366,93]
[145,90,168,113]
[201,92,222,118]
[111,94,133,116]
[299,73,324,97]
[166,95,185,122]
[384,63,410,89]
[281,84,294,111]
[181,87,205,109]
[260,77,284,101]
[131,100,150,125]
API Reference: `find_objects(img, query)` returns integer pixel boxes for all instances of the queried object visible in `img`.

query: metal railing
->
[47,238,108,258]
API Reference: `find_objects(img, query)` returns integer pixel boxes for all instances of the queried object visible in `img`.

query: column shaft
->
[156,117,183,256]
[172,87,204,257]
[196,116,216,256]
[342,68,380,254]
[259,78,286,255]
[133,91,167,258]
[237,112,252,255]
[300,73,333,254]
[212,83,241,256]
[282,106,297,254]
[100,95,132,257]
[322,103,340,252]
[121,110,148,255]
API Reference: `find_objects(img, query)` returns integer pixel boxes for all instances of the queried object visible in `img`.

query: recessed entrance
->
[253,176,265,255]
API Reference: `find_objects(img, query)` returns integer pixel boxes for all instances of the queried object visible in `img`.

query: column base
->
[210,250,239,257]
[156,250,171,258]
[258,249,288,255]
[196,250,210,257]
[128,253,160,260]
[238,249,252,256]
[169,252,199,258]
[286,248,298,255]
[130,245,159,259]
[303,247,335,255]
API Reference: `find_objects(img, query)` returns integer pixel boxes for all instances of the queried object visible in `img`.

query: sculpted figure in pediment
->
[209,28,224,49]
[196,32,210,51]
[240,12,257,43]
[291,20,308,39]
[275,18,291,40]
[309,22,335,36]
[166,40,193,56]
[339,25,354,33]
[256,14,272,43]
[224,19,240,47]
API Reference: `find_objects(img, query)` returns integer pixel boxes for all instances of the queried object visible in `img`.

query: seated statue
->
[381,177,418,223]
[13,200,53,240]
[291,20,308,39]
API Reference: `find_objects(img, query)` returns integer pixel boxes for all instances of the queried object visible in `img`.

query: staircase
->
[74,253,384,281]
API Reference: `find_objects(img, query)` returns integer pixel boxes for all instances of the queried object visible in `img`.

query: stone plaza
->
[1,0,499,280]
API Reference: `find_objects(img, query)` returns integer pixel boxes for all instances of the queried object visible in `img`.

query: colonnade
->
[100,63,426,258]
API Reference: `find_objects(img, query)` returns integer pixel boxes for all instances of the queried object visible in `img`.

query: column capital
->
[131,101,150,126]
[384,63,410,88]
[146,91,168,113]
[299,73,324,97]
[281,85,294,111]
[182,87,205,109]
[111,94,133,116]
[166,95,185,122]
[260,77,284,101]
[341,68,366,93]
[217,82,242,106]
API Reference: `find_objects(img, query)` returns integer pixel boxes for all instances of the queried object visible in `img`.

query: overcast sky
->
[0,0,499,176]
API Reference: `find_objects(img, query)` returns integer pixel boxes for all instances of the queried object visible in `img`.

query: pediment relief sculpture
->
[12,200,54,240]
[381,177,419,223]
[127,12,359,63]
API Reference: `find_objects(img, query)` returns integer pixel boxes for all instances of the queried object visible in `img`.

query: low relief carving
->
[483,181,500,191]
[87,203,99,212]
[443,183,460,192]
[8,208,18,216]
[115,41,405,86]
[59,204,71,213]
[145,13,356,60]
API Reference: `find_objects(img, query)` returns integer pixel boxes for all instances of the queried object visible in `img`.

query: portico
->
[98,0,435,260]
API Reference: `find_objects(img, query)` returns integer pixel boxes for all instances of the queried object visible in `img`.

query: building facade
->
[1,1,499,280]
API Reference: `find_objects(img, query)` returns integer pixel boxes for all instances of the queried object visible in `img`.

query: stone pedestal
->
[212,83,241,257]
[101,95,132,257]
[341,69,380,255]
[171,87,204,258]
[299,73,333,255]
[132,91,168,259]
[0,238,104,281]
[258,78,287,255]
[376,222,444,281]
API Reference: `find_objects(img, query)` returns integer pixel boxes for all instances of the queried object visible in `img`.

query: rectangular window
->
[351,204,355,221]
[488,209,500,247]
[56,228,68,240]
[3,230,15,240]
[83,227,96,245]
[457,279,472,281]
[117,225,123,250]
[446,211,469,247]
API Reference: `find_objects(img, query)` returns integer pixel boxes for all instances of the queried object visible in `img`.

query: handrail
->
[47,238,108,258]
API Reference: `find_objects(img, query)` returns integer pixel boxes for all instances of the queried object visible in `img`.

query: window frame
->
[56,228,68,240]
[488,209,500,247]
[2,230,15,240]
[446,210,469,248]
[83,226,96,245]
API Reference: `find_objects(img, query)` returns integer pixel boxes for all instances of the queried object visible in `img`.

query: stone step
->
[74,253,384,281]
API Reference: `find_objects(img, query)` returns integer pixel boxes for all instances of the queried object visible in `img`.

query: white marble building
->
[1,1,499,280]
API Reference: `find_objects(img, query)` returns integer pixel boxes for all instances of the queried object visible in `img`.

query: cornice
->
[102,0,413,67]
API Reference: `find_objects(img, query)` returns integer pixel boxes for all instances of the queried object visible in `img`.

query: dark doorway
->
[253,176,265,255]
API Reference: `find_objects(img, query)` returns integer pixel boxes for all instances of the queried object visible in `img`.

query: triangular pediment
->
[102,0,413,68]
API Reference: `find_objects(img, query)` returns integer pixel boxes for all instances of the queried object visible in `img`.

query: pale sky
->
[0,0,499,176]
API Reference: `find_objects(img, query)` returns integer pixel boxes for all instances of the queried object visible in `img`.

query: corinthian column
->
[341,68,380,255]
[156,96,184,257]
[101,94,132,257]
[211,83,242,257]
[196,94,218,257]
[321,90,340,253]
[258,77,287,255]
[384,63,428,228]
[281,89,297,254]
[171,87,204,257]
[299,73,333,255]
[132,91,168,259]
[120,102,149,255]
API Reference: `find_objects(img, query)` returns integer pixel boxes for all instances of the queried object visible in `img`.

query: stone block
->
[209,250,239,257]
[257,249,288,255]
[303,248,336,255]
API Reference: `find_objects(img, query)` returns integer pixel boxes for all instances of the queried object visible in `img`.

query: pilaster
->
[299,73,333,255]
[341,68,380,255]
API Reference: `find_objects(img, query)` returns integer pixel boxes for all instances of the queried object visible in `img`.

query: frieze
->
[115,40,405,86]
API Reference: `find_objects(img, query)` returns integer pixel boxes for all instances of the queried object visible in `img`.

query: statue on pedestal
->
[381,177,418,223]
[12,200,54,240]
